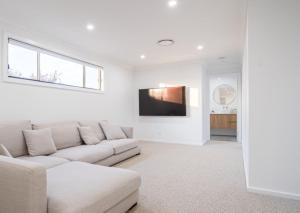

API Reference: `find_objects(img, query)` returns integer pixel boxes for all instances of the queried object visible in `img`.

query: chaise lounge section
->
[0,120,141,213]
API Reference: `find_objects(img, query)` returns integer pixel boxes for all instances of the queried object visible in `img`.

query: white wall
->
[242,18,249,185]
[244,0,300,199]
[133,61,208,145]
[0,22,134,125]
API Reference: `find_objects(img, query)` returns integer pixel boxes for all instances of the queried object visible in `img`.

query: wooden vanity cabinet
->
[210,114,237,129]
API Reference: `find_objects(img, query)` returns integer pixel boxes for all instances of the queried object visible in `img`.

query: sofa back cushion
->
[33,121,82,150]
[0,120,32,157]
[79,121,106,141]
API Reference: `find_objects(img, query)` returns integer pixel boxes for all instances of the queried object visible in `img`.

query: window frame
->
[2,34,104,94]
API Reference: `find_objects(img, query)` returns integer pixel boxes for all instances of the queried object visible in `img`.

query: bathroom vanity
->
[210,114,237,129]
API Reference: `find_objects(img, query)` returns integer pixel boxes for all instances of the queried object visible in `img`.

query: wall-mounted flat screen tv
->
[139,86,186,116]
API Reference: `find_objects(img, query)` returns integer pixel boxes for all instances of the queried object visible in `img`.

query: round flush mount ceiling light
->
[86,24,95,31]
[157,39,175,46]
[140,54,146,59]
[197,45,204,50]
[168,0,178,8]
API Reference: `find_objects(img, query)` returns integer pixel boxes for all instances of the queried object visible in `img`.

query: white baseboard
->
[247,185,300,201]
[138,138,206,146]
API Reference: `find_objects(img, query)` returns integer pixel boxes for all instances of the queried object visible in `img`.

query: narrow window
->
[8,41,38,80]
[40,53,83,87]
[85,66,100,90]
[7,38,103,92]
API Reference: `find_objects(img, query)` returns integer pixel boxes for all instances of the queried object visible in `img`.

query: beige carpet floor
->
[115,141,300,213]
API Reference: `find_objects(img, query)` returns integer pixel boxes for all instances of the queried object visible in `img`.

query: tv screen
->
[139,86,186,116]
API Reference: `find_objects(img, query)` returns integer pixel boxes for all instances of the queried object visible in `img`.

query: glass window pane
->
[85,66,100,89]
[40,53,83,87]
[8,43,38,80]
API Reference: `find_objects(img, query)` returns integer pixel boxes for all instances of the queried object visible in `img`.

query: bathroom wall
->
[209,73,240,114]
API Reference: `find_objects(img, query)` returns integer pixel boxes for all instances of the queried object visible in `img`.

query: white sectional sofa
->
[0,120,141,213]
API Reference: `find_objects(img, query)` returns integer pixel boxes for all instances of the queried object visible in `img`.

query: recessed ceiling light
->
[197,45,204,50]
[140,55,146,59]
[86,24,95,31]
[168,0,178,8]
[157,39,175,46]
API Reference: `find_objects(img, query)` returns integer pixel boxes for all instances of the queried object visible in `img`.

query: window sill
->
[2,76,104,94]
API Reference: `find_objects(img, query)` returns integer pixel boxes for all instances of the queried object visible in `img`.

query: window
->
[85,66,100,89]
[40,53,83,87]
[7,38,103,91]
[8,42,38,80]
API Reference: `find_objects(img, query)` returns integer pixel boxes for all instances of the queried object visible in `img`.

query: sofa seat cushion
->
[47,162,141,213]
[17,156,69,169]
[101,139,138,154]
[51,145,113,163]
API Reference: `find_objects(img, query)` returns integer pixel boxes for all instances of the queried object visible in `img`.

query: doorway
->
[208,72,241,142]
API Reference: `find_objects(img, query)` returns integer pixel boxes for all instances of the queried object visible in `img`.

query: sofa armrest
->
[121,126,134,138]
[0,156,47,213]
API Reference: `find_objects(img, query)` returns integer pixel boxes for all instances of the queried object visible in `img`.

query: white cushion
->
[79,121,106,141]
[47,162,141,213]
[0,144,13,157]
[97,147,141,167]
[78,127,100,145]
[23,129,57,156]
[101,139,138,154]
[0,120,32,157]
[51,145,113,163]
[33,121,82,150]
[100,122,127,140]
[17,156,69,169]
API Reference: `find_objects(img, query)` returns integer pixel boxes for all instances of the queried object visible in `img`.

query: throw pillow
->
[78,126,101,145]
[0,144,13,157]
[23,128,57,156]
[99,121,127,140]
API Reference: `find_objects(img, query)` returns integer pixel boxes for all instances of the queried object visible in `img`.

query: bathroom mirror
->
[213,84,236,105]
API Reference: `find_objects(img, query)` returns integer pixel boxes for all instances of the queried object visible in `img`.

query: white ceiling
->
[0,0,246,69]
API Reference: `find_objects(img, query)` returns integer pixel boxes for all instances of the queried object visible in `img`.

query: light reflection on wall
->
[189,87,199,107]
